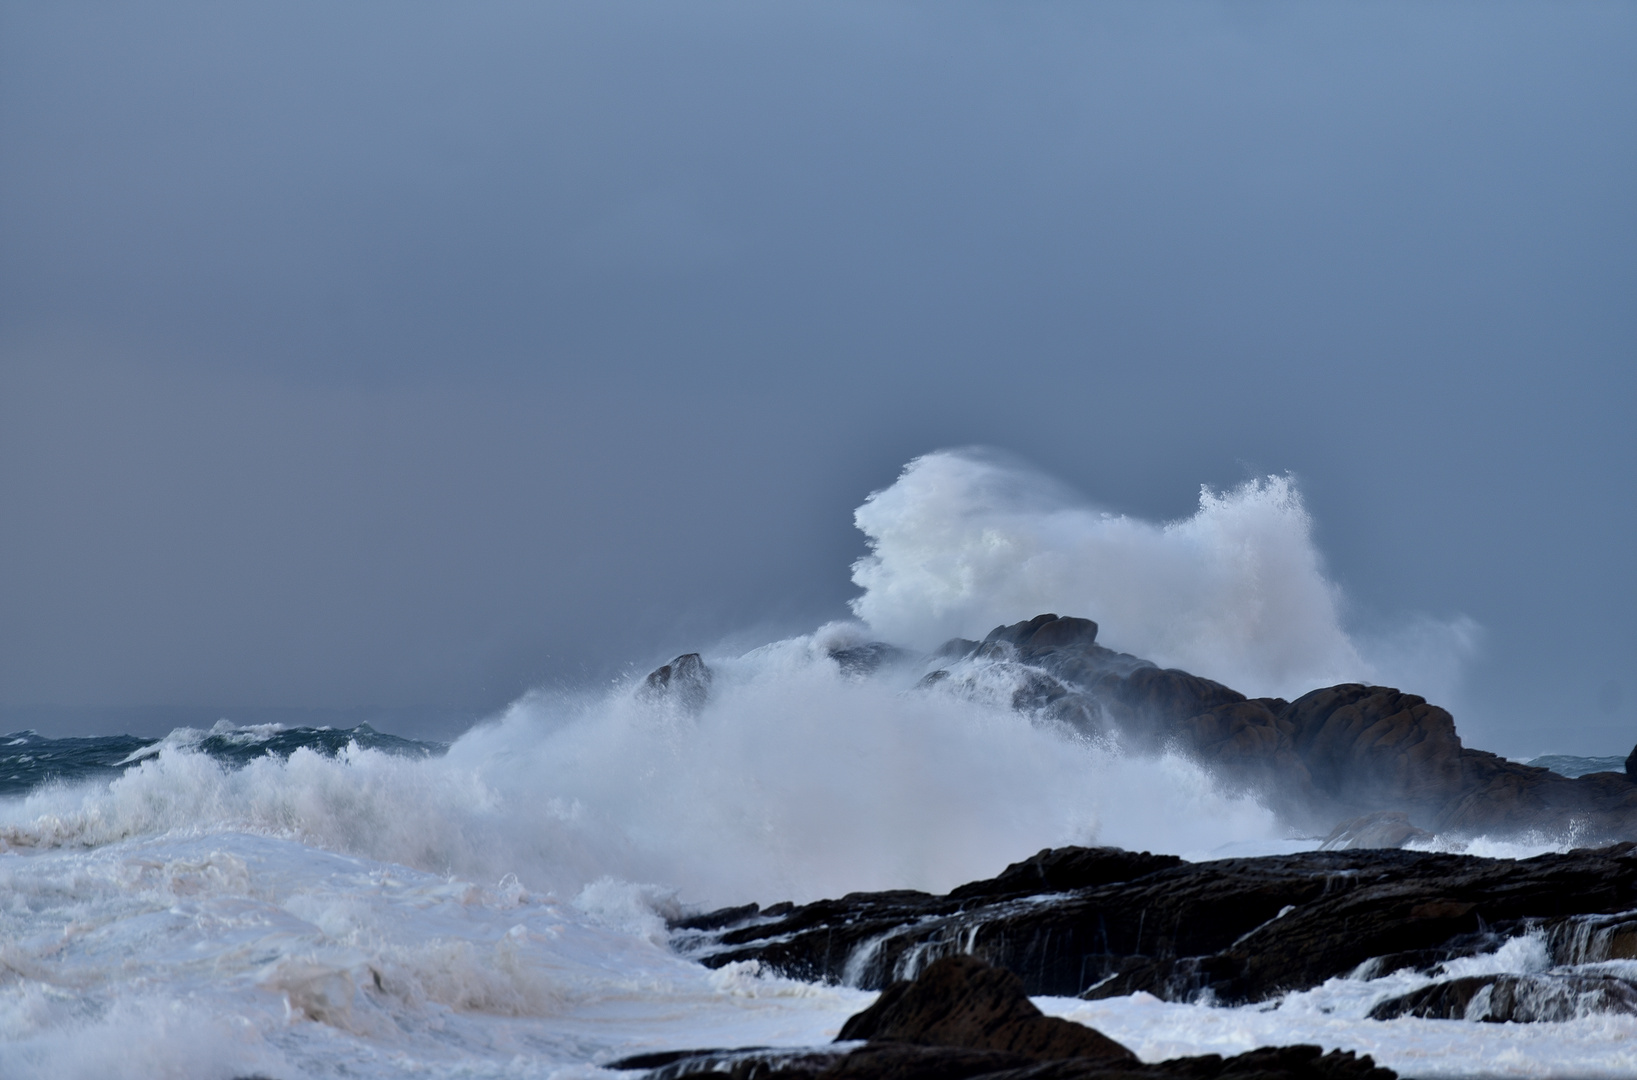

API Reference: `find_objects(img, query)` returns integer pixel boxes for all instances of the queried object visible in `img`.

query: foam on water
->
[0,831,872,1080]
[0,452,1623,1077]
[1047,932,1637,1078]
[0,628,1287,907]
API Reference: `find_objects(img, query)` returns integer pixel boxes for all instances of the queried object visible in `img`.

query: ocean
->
[2,656,1633,1080]
[4,452,1632,1078]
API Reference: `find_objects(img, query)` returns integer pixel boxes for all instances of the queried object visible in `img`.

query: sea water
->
[0,661,1621,1080]
[1,454,1626,1078]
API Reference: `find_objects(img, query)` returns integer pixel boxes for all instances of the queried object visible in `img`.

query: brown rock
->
[836,956,1135,1064]
[614,958,1395,1078]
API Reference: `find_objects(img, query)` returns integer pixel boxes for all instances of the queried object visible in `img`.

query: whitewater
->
[1,451,1629,1079]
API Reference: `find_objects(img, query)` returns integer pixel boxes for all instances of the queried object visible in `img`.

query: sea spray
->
[849,449,1475,702]
[0,453,1594,1080]
[0,629,1286,907]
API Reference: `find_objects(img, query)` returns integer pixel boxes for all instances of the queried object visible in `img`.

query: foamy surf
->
[0,630,1290,904]
[0,455,1624,1078]
[0,830,873,1080]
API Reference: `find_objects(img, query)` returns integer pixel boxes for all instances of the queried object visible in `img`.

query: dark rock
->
[948,847,1185,902]
[621,1043,1392,1080]
[937,615,1637,840]
[618,958,1393,1080]
[610,1047,775,1070]
[617,1046,847,1079]
[831,643,915,677]
[653,611,1637,844]
[1541,910,1637,964]
[984,615,1100,651]
[677,843,1637,1006]
[1627,742,1637,780]
[1368,972,1637,1022]
[836,956,1135,1063]
[1319,812,1434,851]
[671,902,760,932]
[642,653,712,712]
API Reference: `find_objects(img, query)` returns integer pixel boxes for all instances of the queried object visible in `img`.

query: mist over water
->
[0,631,1284,909]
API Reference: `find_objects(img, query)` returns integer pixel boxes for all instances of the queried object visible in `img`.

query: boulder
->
[837,955,1135,1063]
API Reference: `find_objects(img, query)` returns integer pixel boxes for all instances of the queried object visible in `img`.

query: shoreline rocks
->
[614,955,1394,1080]
[673,843,1637,1008]
[642,613,1637,843]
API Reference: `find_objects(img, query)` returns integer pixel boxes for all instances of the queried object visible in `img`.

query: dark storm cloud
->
[1,2,1632,749]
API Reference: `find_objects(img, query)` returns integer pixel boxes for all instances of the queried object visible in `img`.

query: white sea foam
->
[1046,931,1637,1078]
[0,832,872,1080]
[850,449,1475,701]
[0,627,1288,908]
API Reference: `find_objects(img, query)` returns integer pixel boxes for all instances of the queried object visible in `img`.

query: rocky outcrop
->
[614,955,1393,1080]
[1368,972,1637,1022]
[1319,813,1434,851]
[644,613,1637,839]
[830,642,916,677]
[641,653,713,712]
[674,843,1637,1008]
[915,614,1637,839]
[836,956,1135,1062]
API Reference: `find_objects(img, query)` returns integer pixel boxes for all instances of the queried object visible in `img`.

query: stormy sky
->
[1,1,1632,754]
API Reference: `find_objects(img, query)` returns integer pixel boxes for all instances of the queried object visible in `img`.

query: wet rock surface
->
[614,956,1394,1080]
[835,956,1135,1062]
[1368,971,1637,1022]
[829,641,916,677]
[1318,813,1433,852]
[674,843,1637,1006]
[642,653,713,712]
[646,612,1637,841]
[936,615,1637,839]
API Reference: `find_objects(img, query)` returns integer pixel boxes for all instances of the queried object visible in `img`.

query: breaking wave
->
[0,629,1287,909]
[0,449,1608,1080]
[850,449,1476,702]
